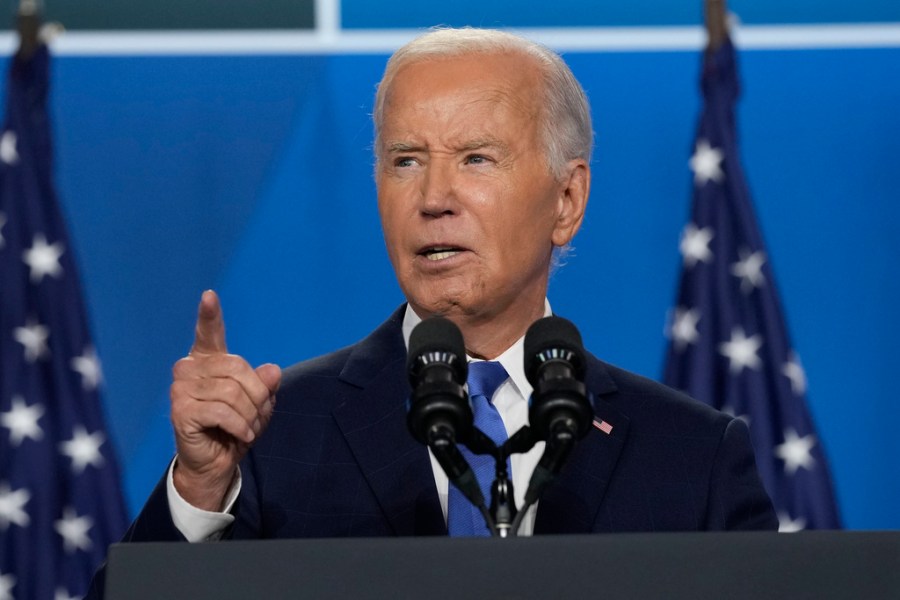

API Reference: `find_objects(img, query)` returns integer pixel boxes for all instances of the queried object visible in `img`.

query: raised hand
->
[169,290,281,510]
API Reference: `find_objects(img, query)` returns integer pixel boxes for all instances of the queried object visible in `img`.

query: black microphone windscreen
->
[407,316,468,385]
[523,316,585,385]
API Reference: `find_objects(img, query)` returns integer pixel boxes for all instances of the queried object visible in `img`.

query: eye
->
[465,154,490,165]
[394,156,416,168]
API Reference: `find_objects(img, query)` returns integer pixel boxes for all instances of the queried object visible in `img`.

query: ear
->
[551,159,590,247]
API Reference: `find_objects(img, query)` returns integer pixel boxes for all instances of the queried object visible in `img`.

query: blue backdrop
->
[5,3,896,530]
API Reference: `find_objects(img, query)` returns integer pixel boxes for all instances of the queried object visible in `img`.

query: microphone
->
[522,316,593,505]
[406,317,485,511]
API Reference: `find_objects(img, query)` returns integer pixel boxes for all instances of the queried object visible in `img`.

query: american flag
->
[0,44,128,598]
[662,38,841,531]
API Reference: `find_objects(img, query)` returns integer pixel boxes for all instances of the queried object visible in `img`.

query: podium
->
[106,532,899,599]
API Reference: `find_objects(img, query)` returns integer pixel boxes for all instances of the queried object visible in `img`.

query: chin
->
[408,291,474,319]
[412,299,461,318]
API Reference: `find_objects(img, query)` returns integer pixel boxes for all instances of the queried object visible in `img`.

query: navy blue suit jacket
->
[120,305,777,543]
[88,306,776,597]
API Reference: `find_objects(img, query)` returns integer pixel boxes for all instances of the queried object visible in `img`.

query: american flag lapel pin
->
[592,418,613,435]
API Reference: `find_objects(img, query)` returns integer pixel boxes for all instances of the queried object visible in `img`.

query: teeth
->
[425,250,460,261]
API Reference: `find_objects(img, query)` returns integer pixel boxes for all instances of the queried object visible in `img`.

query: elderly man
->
[102,27,776,570]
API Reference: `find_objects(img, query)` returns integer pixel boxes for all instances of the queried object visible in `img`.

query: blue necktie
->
[447,361,510,537]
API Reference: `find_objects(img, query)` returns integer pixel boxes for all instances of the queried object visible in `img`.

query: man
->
[91,27,775,593]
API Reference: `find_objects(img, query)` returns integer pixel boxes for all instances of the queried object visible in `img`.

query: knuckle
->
[196,377,215,396]
[170,380,191,403]
[222,354,250,376]
[216,407,251,439]
[207,401,229,422]
[207,353,229,370]
[222,380,244,405]
[172,357,194,379]
[170,396,196,429]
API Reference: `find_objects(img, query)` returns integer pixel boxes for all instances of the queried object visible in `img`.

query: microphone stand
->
[460,428,508,536]
[499,426,539,537]
[449,422,580,538]
[490,452,516,538]
[466,425,539,538]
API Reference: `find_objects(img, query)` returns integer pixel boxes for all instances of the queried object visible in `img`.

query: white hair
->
[373,27,594,178]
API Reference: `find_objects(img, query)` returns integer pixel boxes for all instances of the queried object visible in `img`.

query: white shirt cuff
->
[166,457,241,542]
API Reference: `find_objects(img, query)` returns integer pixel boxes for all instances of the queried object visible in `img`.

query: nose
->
[419,158,459,218]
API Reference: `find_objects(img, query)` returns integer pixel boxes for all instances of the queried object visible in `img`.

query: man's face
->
[377,52,586,328]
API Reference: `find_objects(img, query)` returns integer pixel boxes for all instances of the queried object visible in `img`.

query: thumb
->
[190,290,228,355]
[255,363,282,395]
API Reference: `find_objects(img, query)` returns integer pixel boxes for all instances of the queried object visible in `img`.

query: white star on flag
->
[0,571,15,600]
[2,40,131,597]
[782,352,807,396]
[774,428,817,475]
[718,327,764,374]
[0,483,31,530]
[666,35,843,530]
[59,426,106,474]
[679,223,714,267]
[54,507,94,553]
[730,248,766,294]
[22,233,65,283]
[71,346,103,391]
[689,139,725,185]
[0,395,44,446]
[55,588,80,600]
[13,319,50,362]
[777,511,807,533]
[0,130,18,165]
[669,306,701,351]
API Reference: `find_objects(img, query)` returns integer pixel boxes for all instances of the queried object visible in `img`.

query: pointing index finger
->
[191,290,228,355]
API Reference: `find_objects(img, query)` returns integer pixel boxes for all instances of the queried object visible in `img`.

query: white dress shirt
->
[402,303,547,536]
[168,302,551,540]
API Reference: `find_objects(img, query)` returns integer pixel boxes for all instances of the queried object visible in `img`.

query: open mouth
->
[419,246,465,261]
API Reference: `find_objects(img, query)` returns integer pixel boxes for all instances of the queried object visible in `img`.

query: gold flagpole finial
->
[16,0,42,60]
[18,0,41,17]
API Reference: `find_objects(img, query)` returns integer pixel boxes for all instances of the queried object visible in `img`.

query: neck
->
[412,298,546,361]
[459,315,539,360]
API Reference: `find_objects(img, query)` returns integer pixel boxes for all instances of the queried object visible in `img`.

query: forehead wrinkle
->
[483,83,540,121]
[452,84,540,129]
[379,61,544,159]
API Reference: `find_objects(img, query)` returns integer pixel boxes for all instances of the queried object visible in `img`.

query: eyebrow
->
[385,141,422,154]
[384,137,509,154]
[459,137,509,153]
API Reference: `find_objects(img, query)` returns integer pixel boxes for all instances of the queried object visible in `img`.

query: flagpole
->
[16,0,42,61]
[1,2,130,595]
[663,0,844,530]
[704,0,728,51]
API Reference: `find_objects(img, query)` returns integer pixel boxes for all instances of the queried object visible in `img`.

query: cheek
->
[381,223,405,265]
[499,188,558,240]
[498,206,559,267]
[377,203,402,260]
[378,179,416,231]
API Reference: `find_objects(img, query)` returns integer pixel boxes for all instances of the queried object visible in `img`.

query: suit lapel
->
[330,310,631,536]
[534,354,630,534]
[331,306,445,536]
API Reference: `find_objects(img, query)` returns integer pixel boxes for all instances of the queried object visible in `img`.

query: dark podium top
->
[106,532,899,599]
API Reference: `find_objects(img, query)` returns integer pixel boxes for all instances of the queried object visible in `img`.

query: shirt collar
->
[401,300,552,401]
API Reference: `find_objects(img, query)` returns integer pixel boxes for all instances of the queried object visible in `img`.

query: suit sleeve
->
[704,417,779,530]
[83,468,188,600]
